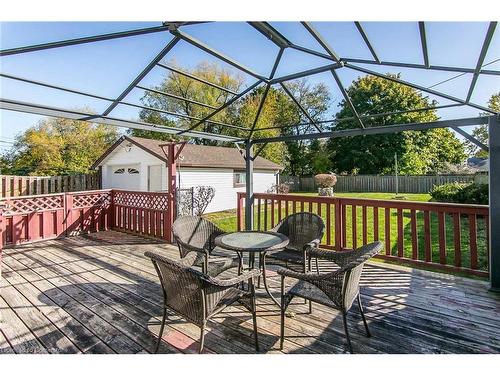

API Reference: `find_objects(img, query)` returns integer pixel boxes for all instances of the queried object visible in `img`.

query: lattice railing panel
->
[72,191,111,209]
[1,194,64,215]
[113,191,170,211]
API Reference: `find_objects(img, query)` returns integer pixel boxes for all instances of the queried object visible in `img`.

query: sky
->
[1,21,499,152]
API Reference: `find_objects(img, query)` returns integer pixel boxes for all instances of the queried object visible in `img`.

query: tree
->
[465,92,499,158]
[2,115,119,175]
[130,61,244,145]
[130,62,332,170]
[327,74,466,175]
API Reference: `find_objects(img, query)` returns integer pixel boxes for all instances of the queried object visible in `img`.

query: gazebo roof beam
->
[452,126,489,152]
[0,72,244,131]
[248,47,285,139]
[247,22,291,49]
[354,22,380,63]
[0,98,241,143]
[252,103,464,132]
[280,82,322,132]
[466,21,497,103]
[135,84,219,110]
[171,29,268,81]
[251,116,490,144]
[101,36,181,117]
[345,62,497,114]
[156,62,239,95]
[418,22,430,68]
[330,69,364,128]
[271,62,343,84]
[177,79,264,136]
[301,22,341,63]
[0,24,172,57]
[342,57,500,76]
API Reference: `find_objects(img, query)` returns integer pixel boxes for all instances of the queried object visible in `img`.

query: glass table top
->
[217,231,288,252]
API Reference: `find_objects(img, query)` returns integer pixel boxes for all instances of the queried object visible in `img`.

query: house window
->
[114,168,125,174]
[128,168,140,174]
[234,171,246,187]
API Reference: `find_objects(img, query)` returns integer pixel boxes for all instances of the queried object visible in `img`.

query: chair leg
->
[280,276,286,350]
[315,257,320,275]
[199,322,206,354]
[357,294,371,337]
[155,306,167,353]
[250,283,260,352]
[342,311,353,354]
[308,300,312,314]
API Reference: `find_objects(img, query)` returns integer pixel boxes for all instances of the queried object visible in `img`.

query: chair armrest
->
[277,266,342,282]
[202,269,261,288]
[307,247,351,266]
[303,239,321,251]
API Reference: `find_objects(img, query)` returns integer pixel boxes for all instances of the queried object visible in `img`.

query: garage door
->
[109,164,141,190]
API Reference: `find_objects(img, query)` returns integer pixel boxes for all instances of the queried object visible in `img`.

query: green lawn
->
[204,192,488,274]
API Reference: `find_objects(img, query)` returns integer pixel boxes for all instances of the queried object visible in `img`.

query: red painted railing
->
[111,190,173,241]
[0,190,112,247]
[0,189,173,250]
[237,192,489,277]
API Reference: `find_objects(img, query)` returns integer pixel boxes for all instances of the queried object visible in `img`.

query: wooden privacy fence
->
[281,174,479,194]
[0,189,173,249]
[1,173,100,198]
[237,192,489,277]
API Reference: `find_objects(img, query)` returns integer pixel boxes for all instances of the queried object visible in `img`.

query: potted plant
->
[314,173,337,196]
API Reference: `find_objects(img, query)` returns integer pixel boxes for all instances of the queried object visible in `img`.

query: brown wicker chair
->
[172,215,240,276]
[278,241,383,353]
[145,251,261,353]
[267,212,325,273]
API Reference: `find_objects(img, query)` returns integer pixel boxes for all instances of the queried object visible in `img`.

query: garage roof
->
[92,136,282,171]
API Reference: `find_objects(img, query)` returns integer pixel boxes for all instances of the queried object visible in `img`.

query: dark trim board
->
[1,231,499,354]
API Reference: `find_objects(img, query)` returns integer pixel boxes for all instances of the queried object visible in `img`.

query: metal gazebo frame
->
[0,21,499,290]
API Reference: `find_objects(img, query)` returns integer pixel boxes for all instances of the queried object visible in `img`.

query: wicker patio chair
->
[172,215,240,276]
[278,241,383,353]
[267,212,326,273]
[145,251,261,353]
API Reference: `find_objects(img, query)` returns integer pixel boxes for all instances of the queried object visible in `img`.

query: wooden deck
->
[1,230,499,354]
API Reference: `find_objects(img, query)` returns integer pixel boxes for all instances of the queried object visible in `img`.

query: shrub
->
[267,183,290,194]
[314,173,337,188]
[430,182,488,204]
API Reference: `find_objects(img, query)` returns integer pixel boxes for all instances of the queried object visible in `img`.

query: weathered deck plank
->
[1,230,499,354]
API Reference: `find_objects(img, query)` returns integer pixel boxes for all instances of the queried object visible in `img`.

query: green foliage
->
[2,115,119,175]
[131,61,331,170]
[430,182,488,204]
[327,74,466,175]
[465,91,499,158]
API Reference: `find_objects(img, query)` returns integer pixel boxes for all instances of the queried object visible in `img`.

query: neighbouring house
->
[91,136,282,213]
[467,157,489,172]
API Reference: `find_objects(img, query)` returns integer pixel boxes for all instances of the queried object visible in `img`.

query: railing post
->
[64,192,73,236]
[237,192,244,231]
[334,197,343,250]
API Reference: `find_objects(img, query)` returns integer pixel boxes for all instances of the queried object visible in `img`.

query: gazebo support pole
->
[245,141,254,230]
[489,115,500,292]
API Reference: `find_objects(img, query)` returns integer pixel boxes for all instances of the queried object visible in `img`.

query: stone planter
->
[318,187,334,196]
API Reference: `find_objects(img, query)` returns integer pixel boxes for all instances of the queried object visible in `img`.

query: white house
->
[91,136,282,213]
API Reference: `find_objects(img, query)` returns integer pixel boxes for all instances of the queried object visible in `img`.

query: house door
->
[148,165,163,191]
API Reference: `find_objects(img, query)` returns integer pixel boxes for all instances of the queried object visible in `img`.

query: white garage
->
[91,136,282,213]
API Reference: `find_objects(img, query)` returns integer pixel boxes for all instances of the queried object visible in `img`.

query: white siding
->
[99,142,167,191]
[178,168,277,213]
[99,141,279,213]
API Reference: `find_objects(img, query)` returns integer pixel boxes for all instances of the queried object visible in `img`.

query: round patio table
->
[215,231,289,307]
